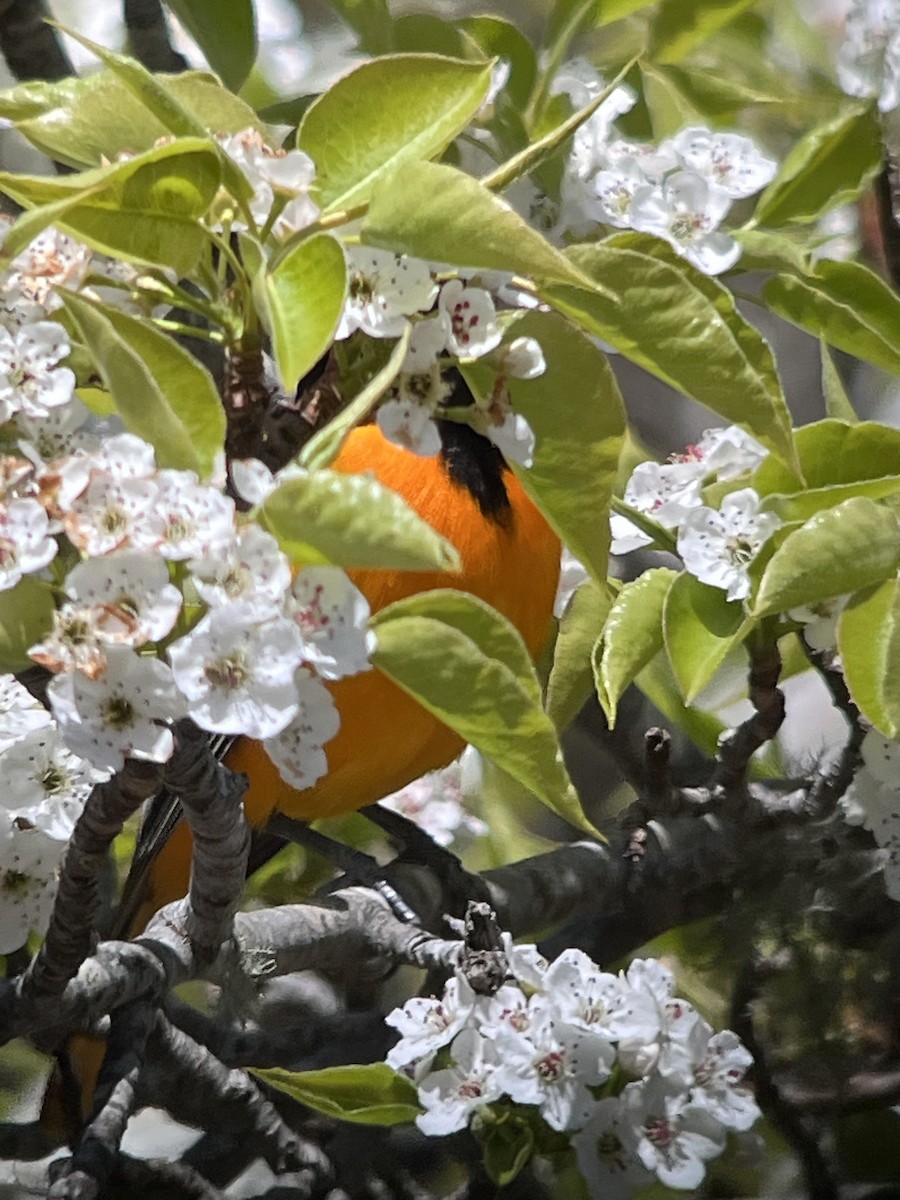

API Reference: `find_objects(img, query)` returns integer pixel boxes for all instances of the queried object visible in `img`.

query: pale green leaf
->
[0,578,56,673]
[838,578,900,740]
[763,262,900,377]
[363,160,597,288]
[61,291,224,477]
[753,419,900,495]
[650,0,759,64]
[547,579,613,731]
[0,140,220,275]
[753,497,900,616]
[323,0,392,54]
[261,470,460,572]
[664,572,751,704]
[821,342,858,423]
[370,590,593,834]
[755,103,881,226]
[595,568,676,726]
[164,0,257,90]
[264,234,347,394]
[460,15,536,109]
[544,237,798,476]
[253,1064,419,1126]
[298,55,493,211]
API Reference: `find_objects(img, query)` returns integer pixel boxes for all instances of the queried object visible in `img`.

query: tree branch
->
[0,0,73,82]
[123,0,189,72]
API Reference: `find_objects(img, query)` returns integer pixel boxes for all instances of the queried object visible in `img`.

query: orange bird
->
[125,417,561,926]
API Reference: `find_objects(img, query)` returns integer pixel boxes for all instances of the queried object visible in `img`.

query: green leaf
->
[636,653,726,758]
[0,140,221,275]
[390,13,469,56]
[264,234,347,393]
[60,291,225,477]
[164,0,257,90]
[547,579,613,731]
[639,61,702,139]
[545,237,798,476]
[821,342,858,423]
[297,55,493,211]
[763,261,900,378]
[733,229,812,274]
[753,419,900,495]
[838,578,900,739]
[594,568,676,726]
[650,0,759,63]
[764,478,900,523]
[253,1064,419,1126]
[299,329,410,470]
[753,498,900,616]
[0,578,56,673]
[463,309,625,585]
[660,63,781,119]
[261,470,460,572]
[460,16,537,110]
[370,591,592,834]
[754,103,881,226]
[364,160,596,288]
[1,70,260,168]
[663,572,751,703]
[482,1115,535,1186]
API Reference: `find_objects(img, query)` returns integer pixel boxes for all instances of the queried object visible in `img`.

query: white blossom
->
[168,604,304,739]
[0,321,76,422]
[64,550,182,645]
[554,547,590,618]
[0,724,108,835]
[572,1097,655,1200]
[376,398,442,457]
[622,1075,727,1190]
[16,395,96,465]
[690,1029,760,1131]
[190,523,291,615]
[380,760,487,849]
[337,248,437,340]
[0,227,91,324]
[0,818,66,953]
[788,595,848,652]
[403,313,451,373]
[48,647,183,770]
[416,1028,503,1135]
[286,566,372,681]
[592,157,651,228]
[387,973,479,1073]
[262,667,340,789]
[691,424,768,480]
[544,948,661,1050]
[148,469,236,560]
[677,487,781,601]
[631,170,740,275]
[492,1007,612,1131]
[54,433,157,512]
[0,673,53,753]
[218,127,319,235]
[482,406,536,468]
[64,474,160,557]
[230,458,277,507]
[610,460,704,555]
[438,280,502,358]
[668,127,777,199]
[0,496,57,589]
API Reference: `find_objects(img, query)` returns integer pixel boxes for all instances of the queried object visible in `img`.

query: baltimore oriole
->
[41,415,560,1133]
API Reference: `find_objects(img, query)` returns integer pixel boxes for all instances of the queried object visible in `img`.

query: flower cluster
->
[380,754,487,849]
[217,127,319,238]
[386,946,759,1195]
[338,246,543,466]
[0,674,109,952]
[553,64,778,275]
[837,0,900,112]
[611,425,780,602]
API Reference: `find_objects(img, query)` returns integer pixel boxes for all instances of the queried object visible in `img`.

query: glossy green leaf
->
[595,568,676,726]
[753,498,900,616]
[821,342,858,423]
[764,261,900,378]
[370,591,592,834]
[323,0,392,54]
[61,291,225,477]
[650,0,759,63]
[1,70,260,167]
[364,160,595,288]
[464,309,625,585]
[664,572,751,703]
[545,237,798,475]
[253,1064,419,1126]
[164,0,257,90]
[755,104,881,226]
[838,577,900,740]
[461,16,537,109]
[753,420,900,496]
[0,140,220,275]
[0,578,56,673]
[733,229,812,274]
[298,56,493,211]
[764,478,900,523]
[261,471,460,572]
[660,63,781,119]
[547,579,613,731]
[264,234,347,394]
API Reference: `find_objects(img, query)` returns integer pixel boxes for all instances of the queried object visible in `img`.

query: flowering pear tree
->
[1,0,900,1196]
